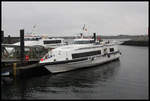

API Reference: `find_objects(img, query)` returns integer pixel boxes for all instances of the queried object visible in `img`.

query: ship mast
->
[81,24,88,38]
[31,24,37,36]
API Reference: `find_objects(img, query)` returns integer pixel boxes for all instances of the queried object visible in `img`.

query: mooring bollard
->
[13,63,17,77]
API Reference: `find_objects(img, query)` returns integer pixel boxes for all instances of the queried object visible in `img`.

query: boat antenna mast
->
[81,24,88,38]
[31,24,37,35]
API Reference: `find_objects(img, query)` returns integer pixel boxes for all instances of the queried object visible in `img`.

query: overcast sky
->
[2,2,149,37]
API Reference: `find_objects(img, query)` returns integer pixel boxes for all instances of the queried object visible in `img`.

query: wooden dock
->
[1,30,49,78]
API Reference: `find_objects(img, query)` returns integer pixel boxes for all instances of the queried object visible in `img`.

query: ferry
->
[39,33,122,73]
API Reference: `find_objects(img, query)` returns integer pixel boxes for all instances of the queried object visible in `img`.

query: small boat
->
[39,33,122,73]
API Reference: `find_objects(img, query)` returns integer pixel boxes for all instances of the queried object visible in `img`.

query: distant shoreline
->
[120,35,149,46]
[121,40,149,47]
[2,35,149,46]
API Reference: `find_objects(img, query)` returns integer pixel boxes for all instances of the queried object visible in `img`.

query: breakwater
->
[121,35,149,46]
[121,40,148,46]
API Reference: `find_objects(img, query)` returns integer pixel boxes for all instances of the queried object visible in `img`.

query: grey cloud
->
[2,2,148,37]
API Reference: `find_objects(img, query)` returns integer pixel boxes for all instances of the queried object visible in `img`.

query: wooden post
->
[13,63,17,78]
[1,31,4,63]
[1,30,4,43]
[20,29,24,64]
[8,35,11,44]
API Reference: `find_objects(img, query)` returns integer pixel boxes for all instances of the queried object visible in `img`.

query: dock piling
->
[20,29,25,64]
[93,33,96,42]
[1,30,4,43]
[1,31,4,65]
[13,63,17,78]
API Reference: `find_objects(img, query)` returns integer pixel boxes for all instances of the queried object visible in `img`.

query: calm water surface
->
[1,45,149,99]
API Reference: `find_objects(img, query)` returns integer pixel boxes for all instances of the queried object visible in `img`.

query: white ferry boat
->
[39,33,122,73]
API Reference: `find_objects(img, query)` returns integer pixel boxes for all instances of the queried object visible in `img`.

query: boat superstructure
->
[6,33,67,54]
[14,36,66,49]
[17,25,66,48]
[39,33,121,73]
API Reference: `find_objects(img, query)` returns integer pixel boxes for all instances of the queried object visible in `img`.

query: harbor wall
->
[121,40,149,46]
[121,35,149,46]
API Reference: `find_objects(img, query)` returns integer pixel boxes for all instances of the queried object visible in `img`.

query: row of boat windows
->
[24,38,62,44]
[43,40,62,44]
[72,48,115,59]
[72,50,101,59]
[24,37,42,41]
[73,40,95,44]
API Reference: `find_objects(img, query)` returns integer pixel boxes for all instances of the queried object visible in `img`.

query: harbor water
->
[1,43,149,99]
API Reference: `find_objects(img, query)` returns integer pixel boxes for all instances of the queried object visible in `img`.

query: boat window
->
[110,48,114,52]
[24,38,40,41]
[73,40,95,44]
[72,50,101,59]
[44,40,61,44]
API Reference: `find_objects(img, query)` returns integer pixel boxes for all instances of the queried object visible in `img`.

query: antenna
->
[32,24,37,35]
[82,24,88,37]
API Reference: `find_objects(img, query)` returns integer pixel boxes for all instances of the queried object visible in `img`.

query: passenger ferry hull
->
[44,52,121,73]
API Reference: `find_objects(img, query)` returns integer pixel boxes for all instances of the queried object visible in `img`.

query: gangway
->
[1,44,49,66]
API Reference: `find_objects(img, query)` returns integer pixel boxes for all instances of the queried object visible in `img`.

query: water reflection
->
[2,60,121,99]
[45,60,121,88]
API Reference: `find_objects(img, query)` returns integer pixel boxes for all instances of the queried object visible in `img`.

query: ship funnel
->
[93,33,96,42]
[80,33,83,38]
